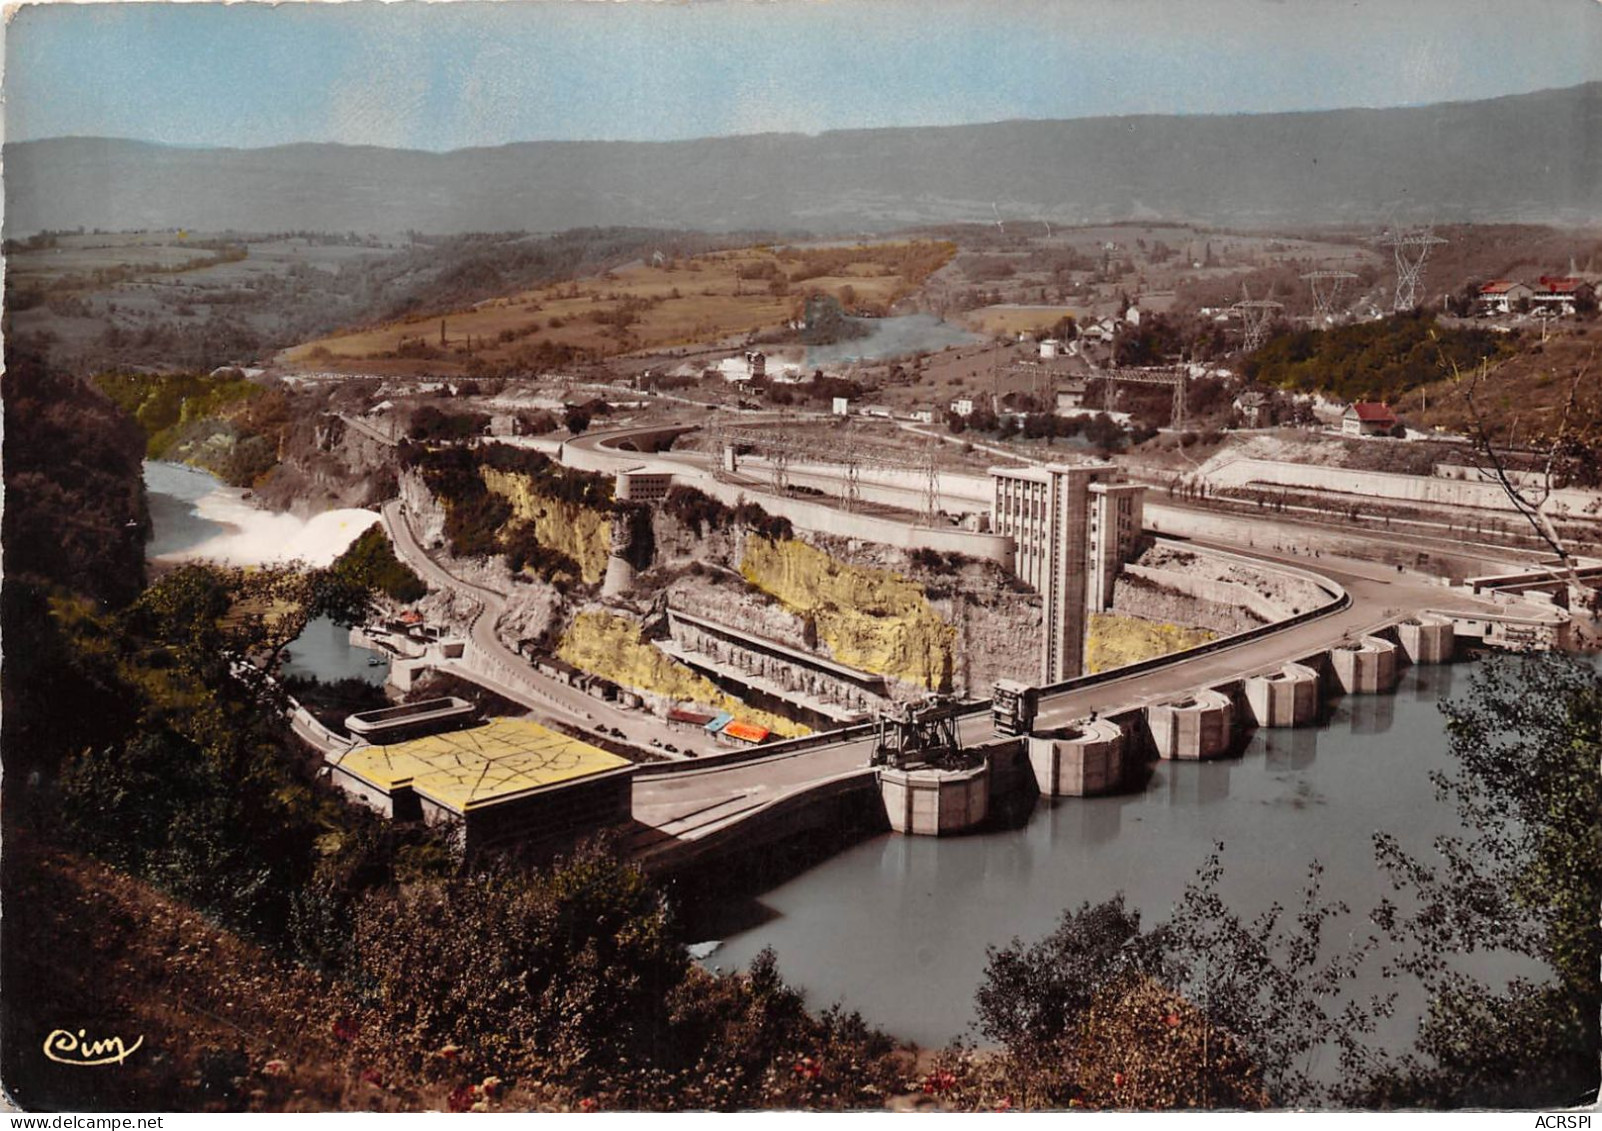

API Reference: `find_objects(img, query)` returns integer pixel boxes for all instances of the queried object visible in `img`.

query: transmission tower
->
[1231,286,1283,353]
[922,447,943,526]
[1379,228,1447,312]
[1301,270,1359,321]
[706,420,944,523]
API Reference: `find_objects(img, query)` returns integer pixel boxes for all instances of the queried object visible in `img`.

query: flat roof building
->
[616,466,674,504]
[328,717,636,855]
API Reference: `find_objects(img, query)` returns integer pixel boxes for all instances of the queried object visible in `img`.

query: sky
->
[5,0,1602,152]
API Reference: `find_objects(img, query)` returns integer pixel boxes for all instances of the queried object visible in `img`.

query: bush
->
[409,406,490,442]
[662,486,790,542]
[328,525,428,603]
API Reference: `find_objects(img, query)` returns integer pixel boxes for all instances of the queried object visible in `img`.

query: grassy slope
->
[1,833,386,1113]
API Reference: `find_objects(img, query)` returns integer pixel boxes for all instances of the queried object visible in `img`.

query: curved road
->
[380,500,700,757]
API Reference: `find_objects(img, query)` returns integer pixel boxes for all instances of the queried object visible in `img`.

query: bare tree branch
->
[1445,340,1595,613]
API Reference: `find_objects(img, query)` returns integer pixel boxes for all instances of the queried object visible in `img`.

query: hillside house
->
[1055,379,1090,414]
[1233,389,1270,428]
[1477,280,1534,316]
[1531,277,1595,317]
[1342,402,1398,437]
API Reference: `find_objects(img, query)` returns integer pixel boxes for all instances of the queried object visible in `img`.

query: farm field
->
[285,241,956,373]
[958,303,1080,337]
[4,231,243,289]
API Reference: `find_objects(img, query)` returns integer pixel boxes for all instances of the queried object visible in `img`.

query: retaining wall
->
[1122,562,1292,622]
[1204,457,1598,518]
[1111,574,1264,635]
[691,474,1016,565]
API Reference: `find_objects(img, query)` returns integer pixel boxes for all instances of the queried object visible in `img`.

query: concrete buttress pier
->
[1028,719,1128,796]
[1147,689,1236,760]
[1396,615,1455,665]
[1330,635,1400,694]
[1244,662,1321,728]
[879,762,989,835]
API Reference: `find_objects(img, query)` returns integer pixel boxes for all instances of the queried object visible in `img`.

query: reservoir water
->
[144,462,388,683]
[695,658,1562,1058]
[280,615,390,686]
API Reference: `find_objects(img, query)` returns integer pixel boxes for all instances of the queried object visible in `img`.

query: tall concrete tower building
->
[989,463,1145,684]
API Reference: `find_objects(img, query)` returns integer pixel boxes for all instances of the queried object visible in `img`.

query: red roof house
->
[1342,402,1398,437]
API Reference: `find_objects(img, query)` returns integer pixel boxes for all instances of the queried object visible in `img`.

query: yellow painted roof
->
[339,717,630,813]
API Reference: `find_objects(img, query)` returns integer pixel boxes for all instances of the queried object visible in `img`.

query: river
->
[144,461,388,683]
[805,314,980,367]
[691,657,1562,1061]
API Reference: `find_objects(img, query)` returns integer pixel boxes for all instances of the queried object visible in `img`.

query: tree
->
[1453,346,1599,608]
[975,854,1383,1109]
[1361,653,1601,1107]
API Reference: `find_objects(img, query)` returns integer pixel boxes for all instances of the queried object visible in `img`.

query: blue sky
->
[6,0,1602,151]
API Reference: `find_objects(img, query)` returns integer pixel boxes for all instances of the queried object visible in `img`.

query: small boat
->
[367,655,386,667]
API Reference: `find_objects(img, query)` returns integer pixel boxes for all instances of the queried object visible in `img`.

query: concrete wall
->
[638,767,883,877]
[691,474,1016,565]
[327,761,398,817]
[1112,573,1263,635]
[747,460,996,515]
[1204,457,1599,519]
[1123,563,1294,622]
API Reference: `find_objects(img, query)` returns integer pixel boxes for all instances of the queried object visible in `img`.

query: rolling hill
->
[6,83,1599,237]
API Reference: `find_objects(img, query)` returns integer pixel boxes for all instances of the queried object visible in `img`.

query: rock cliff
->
[480,467,613,585]
[556,609,807,738]
[739,535,955,692]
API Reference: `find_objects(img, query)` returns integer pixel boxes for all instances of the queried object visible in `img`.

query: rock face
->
[259,411,399,518]
[1111,573,1264,636]
[740,534,955,692]
[648,506,1038,698]
[481,467,612,585]
[399,470,448,548]
[1086,613,1215,674]
[929,587,1039,699]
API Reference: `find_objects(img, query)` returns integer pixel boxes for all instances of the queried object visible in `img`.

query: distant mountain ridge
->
[6,83,1599,236]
